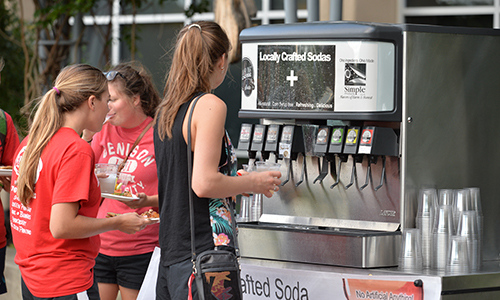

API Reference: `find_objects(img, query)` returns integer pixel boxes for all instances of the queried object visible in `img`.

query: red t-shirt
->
[92,117,159,256]
[0,111,20,248]
[10,127,101,298]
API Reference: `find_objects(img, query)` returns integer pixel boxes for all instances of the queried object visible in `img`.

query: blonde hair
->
[18,64,107,206]
[106,61,161,118]
[155,21,231,140]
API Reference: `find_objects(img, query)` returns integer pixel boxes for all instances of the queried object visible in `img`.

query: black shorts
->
[94,252,153,290]
[156,258,197,300]
[0,246,6,295]
[21,275,100,300]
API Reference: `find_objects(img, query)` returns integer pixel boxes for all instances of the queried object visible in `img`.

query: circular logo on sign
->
[362,130,372,143]
[331,129,342,144]
[241,57,255,97]
[347,130,357,143]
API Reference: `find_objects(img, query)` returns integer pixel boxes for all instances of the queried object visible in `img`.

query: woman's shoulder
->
[196,93,227,114]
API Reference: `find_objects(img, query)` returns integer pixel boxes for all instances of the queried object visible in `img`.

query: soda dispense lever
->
[313,126,331,184]
[342,126,361,190]
[359,155,376,190]
[263,124,281,163]
[325,126,347,188]
[250,124,267,162]
[278,125,305,186]
[238,123,255,168]
[358,126,399,191]
[375,156,386,191]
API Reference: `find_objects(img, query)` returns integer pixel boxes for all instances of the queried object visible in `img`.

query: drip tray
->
[237,223,401,268]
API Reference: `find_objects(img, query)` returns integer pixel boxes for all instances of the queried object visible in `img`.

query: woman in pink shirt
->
[83,61,161,300]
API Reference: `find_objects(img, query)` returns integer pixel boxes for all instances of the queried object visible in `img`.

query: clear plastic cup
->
[255,161,269,172]
[457,211,479,271]
[438,189,454,206]
[468,187,482,214]
[267,162,281,171]
[416,188,437,269]
[399,228,423,272]
[417,188,437,218]
[95,163,118,194]
[447,235,470,274]
[432,205,454,271]
[238,163,252,222]
[453,189,470,229]
[467,187,483,270]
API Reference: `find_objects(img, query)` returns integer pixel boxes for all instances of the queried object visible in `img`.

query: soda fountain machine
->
[236,22,500,299]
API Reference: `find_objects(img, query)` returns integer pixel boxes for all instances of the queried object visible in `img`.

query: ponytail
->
[18,64,107,206]
[155,21,231,140]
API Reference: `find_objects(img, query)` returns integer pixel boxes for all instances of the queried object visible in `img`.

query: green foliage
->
[0,0,29,135]
[34,0,97,26]
[185,0,211,18]
[1,0,210,135]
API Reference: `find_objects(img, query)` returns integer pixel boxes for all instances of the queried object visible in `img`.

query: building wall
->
[343,0,400,23]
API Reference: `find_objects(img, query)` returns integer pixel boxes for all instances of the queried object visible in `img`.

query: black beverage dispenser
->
[236,21,500,297]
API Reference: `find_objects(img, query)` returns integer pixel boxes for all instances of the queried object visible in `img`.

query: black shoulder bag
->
[186,94,243,300]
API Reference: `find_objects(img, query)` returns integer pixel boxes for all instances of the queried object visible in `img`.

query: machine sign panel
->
[257,44,336,111]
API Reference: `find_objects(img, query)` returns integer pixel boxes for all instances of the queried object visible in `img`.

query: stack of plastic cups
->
[452,189,470,230]
[238,164,252,222]
[250,162,262,222]
[438,189,454,206]
[468,187,483,270]
[251,161,281,222]
[447,235,470,274]
[432,204,454,273]
[416,188,437,269]
[399,228,423,272]
[456,210,479,271]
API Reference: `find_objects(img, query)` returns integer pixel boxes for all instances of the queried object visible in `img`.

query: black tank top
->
[154,99,218,266]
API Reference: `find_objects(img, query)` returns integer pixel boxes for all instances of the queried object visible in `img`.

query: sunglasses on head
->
[104,70,126,81]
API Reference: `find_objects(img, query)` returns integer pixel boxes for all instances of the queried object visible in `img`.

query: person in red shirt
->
[0,56,21,296]
[10,64,154,299]
[83,61,161,300]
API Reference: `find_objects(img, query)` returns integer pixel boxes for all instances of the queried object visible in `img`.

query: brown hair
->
[155,21,231,140]
[106,61,161,118]
[18,64,107,206]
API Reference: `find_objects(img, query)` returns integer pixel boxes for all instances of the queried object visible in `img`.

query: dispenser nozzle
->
[313,156,329,184]
[330,157,343,189]
[345,156,357,189]
[374,156,386,191]
[295,153,306,187]
[280,158,291,186]
[360,156,377,190]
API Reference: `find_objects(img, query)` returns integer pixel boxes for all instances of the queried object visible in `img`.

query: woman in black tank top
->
[153,21,282,300]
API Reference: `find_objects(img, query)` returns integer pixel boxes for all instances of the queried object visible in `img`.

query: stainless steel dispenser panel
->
[260,154,401,231]
[238,224,401,268]
[401,30,500,261]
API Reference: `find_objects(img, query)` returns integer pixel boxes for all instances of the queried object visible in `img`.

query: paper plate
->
[0,169,12,176]
[101,193,139,201]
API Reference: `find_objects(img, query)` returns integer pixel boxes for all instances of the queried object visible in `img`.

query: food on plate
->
[113,190,132,197]
[106,210,159,220]
[113,183,132,197]
[0,166,12,169]
[106,212,121,218]
[141,209,159,219]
